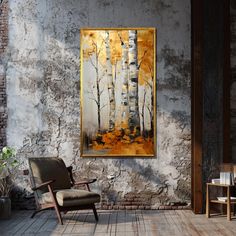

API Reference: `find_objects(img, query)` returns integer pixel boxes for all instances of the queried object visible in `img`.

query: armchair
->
[28,157,100,225]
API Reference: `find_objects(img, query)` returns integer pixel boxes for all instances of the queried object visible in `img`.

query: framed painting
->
[80,28,156,157]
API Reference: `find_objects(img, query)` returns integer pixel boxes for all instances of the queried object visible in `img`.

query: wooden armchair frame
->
[25,166,98,225]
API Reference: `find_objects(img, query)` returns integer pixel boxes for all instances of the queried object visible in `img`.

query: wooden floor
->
[1,209,236,235]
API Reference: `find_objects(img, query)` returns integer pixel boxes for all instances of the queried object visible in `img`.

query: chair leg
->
[31,205,63,224]
[54,205,63,225]
[92,205,98,221]
[47,183,63,225]
[31,210,39,218]
[31,207,52,218]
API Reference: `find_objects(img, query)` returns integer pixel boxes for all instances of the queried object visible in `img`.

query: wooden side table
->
[206,183,236,221]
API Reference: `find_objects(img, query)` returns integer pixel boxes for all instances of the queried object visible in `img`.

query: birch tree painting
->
[81,28,156,157]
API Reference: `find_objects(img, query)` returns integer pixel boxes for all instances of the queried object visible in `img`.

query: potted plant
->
[0,146,18,219]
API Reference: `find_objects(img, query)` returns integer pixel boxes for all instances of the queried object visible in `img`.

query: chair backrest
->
[28,157,71,195]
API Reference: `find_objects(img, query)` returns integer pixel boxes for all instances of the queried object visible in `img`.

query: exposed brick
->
[102,205,108,210]
[113,205,119,210]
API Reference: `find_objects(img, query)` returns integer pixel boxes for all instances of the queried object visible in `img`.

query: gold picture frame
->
[80,28,156,157]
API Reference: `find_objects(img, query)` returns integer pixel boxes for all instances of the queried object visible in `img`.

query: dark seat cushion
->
[41,189,100,207]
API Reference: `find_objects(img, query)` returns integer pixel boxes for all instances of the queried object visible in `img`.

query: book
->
[217,197,236,202]
[220,164,236,185]
[225,172,231,185]
[211,178,220,184]
[220,172,234,185]
[231,173,235,186]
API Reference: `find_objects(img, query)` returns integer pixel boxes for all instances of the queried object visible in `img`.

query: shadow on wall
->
[11,186,36,210]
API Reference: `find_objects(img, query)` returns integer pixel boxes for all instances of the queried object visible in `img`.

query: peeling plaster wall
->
[6,0,191,209]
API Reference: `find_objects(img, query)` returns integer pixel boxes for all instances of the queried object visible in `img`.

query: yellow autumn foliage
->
[114,129,122,137]
[81,29,154,86]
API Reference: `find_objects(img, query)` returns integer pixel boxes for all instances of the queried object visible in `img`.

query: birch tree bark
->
[105,31,116,131]
[87,39,105,133]
[141,85,147,136]
[118,34,129,129]
[143,80,154,136]
[149,82,154,135]
[128,30,140,133]
[147,66,154,136]
[95,45,101,132]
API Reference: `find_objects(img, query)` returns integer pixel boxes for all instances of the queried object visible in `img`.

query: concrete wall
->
[6,0,191,209]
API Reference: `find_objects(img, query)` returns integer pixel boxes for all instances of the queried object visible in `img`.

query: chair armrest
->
[74,178,97,186]
[32,180,55,191]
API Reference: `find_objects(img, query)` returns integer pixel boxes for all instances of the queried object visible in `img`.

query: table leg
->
[206,184,210,218]
[227,186,231,221]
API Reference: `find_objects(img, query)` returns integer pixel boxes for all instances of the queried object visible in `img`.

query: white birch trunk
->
[105,31,116,131]
[95,50,101,132]
[120,39,129,129]
[128,30,140,133]
[141,86,147,136]
[149,81,154,135]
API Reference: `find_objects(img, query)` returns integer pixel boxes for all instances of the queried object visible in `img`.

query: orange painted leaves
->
[91,129,154,155]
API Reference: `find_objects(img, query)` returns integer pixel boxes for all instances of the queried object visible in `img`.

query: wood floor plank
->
[2,209,236,235]
[183,210,226,236]
[61,210,79,234]
[12,217,38,235]
[171,210,189,236]
[163,210,183,236]
[23,211,52,234]
[116,210,127,232]
[146,209,175,236]
[0,211,30,235]
[37,210,61,234]
[176,210,203,236]
[108,210,118,234]
[206,213,236,236]
[135,210,145,233]
[125,210,138,233]
[71,210,97,234]
[164,210,186,236]
[95,211,111,234]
